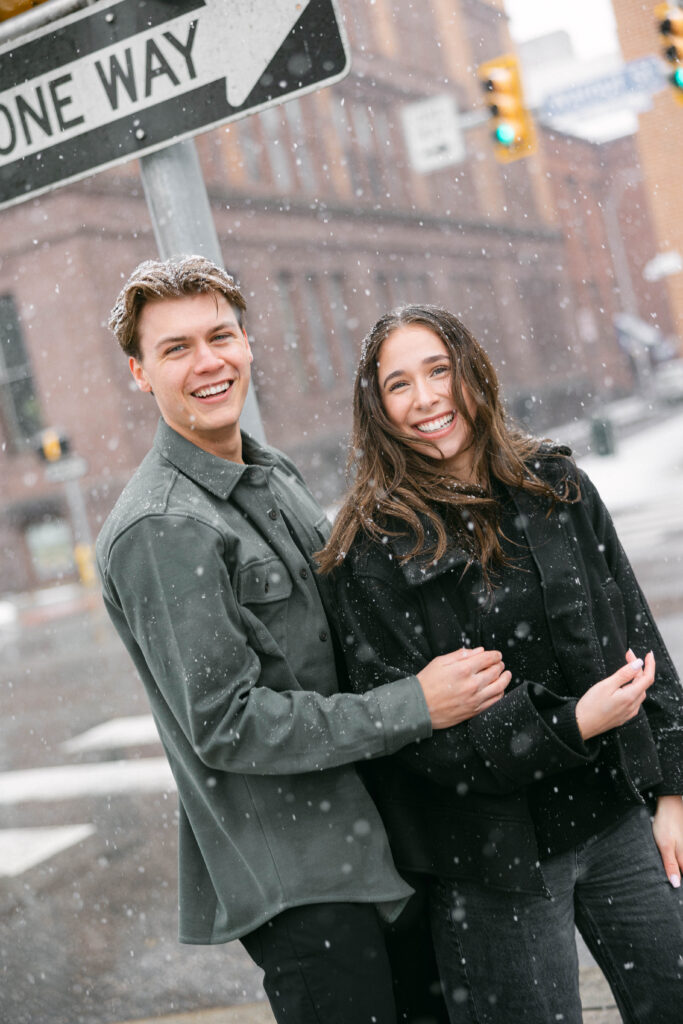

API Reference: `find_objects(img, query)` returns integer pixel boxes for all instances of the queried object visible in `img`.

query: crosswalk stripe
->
[0,757,174,804]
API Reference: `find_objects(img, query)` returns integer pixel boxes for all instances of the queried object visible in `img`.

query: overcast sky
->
[504,0,620,60]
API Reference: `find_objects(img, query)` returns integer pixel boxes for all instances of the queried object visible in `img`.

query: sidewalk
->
[110,965,622,1024]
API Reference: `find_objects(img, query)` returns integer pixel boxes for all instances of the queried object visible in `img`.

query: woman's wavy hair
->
[317,305,579,581]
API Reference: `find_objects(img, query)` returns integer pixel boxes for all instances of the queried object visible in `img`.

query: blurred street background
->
[2,0,683,1021]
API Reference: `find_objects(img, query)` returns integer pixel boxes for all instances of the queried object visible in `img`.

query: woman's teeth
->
[415,412,454,434]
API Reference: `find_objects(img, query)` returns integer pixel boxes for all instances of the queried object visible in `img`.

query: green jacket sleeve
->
[99,514,432,776]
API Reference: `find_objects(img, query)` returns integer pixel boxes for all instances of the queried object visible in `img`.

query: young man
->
[96,255,508,1024]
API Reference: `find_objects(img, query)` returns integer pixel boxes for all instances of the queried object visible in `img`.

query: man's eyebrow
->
[154,321,240,351]
[381,354,448,389]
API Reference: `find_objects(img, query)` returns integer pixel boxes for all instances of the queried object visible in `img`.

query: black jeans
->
[429,808,683,1024]
[240,901,397,1024]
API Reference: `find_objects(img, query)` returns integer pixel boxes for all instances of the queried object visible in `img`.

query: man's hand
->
[417,647,511,729]
[575,651,654,741]
[652,795,683,889]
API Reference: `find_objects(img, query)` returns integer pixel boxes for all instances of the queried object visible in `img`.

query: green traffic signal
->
[495,122,516,147]
[673,66,683,91]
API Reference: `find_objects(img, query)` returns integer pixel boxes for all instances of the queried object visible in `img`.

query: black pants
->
[240,902,398,1024]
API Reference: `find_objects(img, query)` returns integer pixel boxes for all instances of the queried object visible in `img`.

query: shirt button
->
[267,508,278,520]
[299,567,309,579]
[319,630,328,642]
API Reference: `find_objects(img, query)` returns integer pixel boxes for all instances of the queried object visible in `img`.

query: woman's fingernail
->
[629,658,643,671]
[669,874,681,889]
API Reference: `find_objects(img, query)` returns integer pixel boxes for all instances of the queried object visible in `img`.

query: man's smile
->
[191,380,234,399]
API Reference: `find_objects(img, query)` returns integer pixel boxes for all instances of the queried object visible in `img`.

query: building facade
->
[0,0,671,592]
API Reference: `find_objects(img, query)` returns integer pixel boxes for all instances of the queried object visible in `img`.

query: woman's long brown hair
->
[317,305,579,581]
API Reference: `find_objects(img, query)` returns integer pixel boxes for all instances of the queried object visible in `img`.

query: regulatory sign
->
[44,455,88,483]
[540,56,668,120]
[0,0,349,210]
[401,94,466,174]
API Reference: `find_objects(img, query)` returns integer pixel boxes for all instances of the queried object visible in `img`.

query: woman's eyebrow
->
[381,354,448,389]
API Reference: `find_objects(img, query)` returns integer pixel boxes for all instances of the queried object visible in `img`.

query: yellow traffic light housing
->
[38,427,64,462]
[655,3,683,104]
[0,0,51,22]
[478,54,537,163]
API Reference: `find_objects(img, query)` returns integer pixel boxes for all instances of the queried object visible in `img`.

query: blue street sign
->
[541,56,669,120]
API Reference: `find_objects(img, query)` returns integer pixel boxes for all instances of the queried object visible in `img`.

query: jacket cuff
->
[538,699,596,757]
[371,675,433,755]
[469,682,596,786]
[650,730,683,793]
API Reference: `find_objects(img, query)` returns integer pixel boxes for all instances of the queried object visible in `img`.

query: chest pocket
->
[237,556,293,605]
[236,556,293,654]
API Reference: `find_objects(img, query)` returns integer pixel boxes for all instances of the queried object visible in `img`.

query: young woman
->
[318,305,683,1024]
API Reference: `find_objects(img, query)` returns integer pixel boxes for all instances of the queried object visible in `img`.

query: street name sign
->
[0,0,349,210]
[540,55,668,121]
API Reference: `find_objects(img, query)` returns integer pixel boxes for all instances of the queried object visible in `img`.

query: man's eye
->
[165,344,186,355]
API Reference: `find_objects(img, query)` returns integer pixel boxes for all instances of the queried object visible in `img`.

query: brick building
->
[611,0,683,340]
[0,0,671,593]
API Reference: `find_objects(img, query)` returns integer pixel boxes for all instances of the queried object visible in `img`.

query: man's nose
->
[193,340,223,371]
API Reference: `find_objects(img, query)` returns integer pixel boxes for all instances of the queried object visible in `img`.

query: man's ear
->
[243,329,254,364]
[129,356,153,393]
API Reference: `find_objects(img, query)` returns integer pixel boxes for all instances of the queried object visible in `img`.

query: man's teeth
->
[416,412,454,434]
[193,382,231,398]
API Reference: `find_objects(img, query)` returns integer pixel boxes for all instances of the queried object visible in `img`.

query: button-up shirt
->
[96,419,431,943]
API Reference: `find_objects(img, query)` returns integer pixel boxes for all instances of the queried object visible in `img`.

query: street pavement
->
[2,410,683,1024]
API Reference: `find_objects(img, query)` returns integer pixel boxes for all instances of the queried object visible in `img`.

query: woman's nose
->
[413,379,437,407]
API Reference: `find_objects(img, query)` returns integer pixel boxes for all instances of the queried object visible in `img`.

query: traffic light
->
[36,427,69,462]
[0,0,51,21]
[478,54,536,163]
[655,3,683,104]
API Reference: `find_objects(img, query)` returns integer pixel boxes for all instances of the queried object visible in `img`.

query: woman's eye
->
[388,380,407,392]
[432,365,449,376]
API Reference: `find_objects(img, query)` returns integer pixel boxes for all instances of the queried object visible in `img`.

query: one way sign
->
[0,0,349,210]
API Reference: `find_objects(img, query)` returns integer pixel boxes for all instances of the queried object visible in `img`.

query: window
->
[260,107,293,191]
[0,295,43,450]
[275,272,308,392]
[25,518,75,581]
[326,274,357,382]
[284,99,317,193]
[302,275,335,390]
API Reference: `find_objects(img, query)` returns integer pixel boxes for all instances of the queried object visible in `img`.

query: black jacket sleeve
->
[578,469,683,794]
[332,551,599,795]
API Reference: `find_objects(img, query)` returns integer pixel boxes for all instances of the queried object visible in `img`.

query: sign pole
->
[139,139,265,441]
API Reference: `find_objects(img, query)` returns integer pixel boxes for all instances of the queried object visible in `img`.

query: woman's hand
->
[575,651,655,741]
[652,795,683,889]
[417,647,511,730]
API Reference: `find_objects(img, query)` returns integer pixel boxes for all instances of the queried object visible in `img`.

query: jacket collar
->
[388,516,470,586]
[153,417,276,500]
